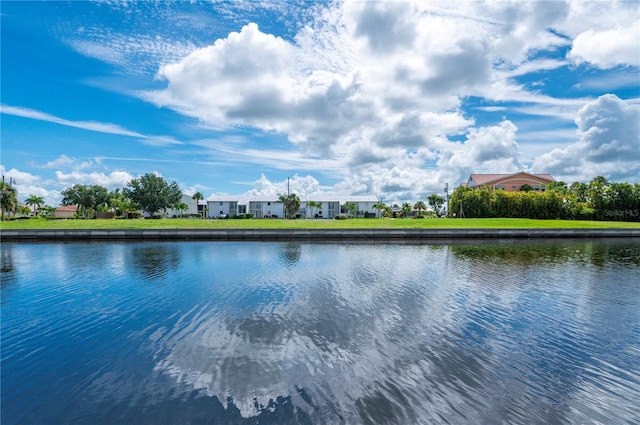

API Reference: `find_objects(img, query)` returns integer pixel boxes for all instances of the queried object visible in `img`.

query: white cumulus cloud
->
[44,0,640,201]
[533,94,640,181]
[568,20,640,68]
[143,1,607,201]
[0,166,62,206]
[439,121,522,180]
[243,174,324,199]
[55,170,135,189]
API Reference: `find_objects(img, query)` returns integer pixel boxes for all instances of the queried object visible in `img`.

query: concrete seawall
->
[1,228,639,242]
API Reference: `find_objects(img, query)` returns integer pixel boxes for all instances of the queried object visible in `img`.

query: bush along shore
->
[1,227,638,243]
[1,217,639,231]
[449,178,639,222]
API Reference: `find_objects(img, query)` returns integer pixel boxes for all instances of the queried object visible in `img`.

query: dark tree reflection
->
[0,247,17,300]
[279,243,302,266]
[129,244,181,282]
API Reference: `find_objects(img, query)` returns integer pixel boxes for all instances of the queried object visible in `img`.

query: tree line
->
[4,173,638,222]
[363,194,447,218]
[448,176,640,221]
[275,194,447,219]
[1,173,205,220]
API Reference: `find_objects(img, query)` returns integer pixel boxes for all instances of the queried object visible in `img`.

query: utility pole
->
[284,177,290,219]
[444,183,449,217]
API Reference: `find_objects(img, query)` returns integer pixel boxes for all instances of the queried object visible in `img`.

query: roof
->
[468,172,555,187]
[301,195,379,203]
[56,205,78,212]
[206,194,379,203]
[207,194,274,203]
[180,193,207,205]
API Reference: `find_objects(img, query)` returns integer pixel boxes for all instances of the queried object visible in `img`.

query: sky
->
[1,0,639,206]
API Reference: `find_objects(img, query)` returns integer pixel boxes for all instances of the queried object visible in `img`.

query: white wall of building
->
[166,194,204,217]
[206,194,379,219]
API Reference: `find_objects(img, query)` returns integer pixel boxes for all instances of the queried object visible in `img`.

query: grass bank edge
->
[1,217,638,230]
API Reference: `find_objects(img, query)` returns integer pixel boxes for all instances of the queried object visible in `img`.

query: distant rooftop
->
[468,172,555,187]
[206,194,379,203]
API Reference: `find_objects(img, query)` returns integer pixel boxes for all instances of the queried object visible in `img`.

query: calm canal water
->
[1,239,639,424]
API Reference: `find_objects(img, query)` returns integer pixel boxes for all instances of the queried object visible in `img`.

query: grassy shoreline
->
[1,217,638,230]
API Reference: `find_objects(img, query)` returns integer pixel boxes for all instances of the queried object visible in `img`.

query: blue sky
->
[1,1,639,206]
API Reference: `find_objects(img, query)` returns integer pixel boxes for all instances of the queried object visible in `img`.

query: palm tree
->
[17,205,31,216]
[1,180,18,220]
[192,192,204,217]
[372,202,386,218]
[107,188,131,217]
[306,200,322,219]
[25,194,44,216]
[175,202,188,217]
[401,202,412,218]
[548,181,568,194]
[39,205,56,218]
[343,201,358,218]
[588,176,610,220]
[569,182,588,203]
[277,193,301,219]
[414,200,426,217]
[383,205,393,218]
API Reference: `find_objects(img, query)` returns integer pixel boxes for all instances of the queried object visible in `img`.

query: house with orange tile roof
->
[465,172,555,192]
[54,205,78,218]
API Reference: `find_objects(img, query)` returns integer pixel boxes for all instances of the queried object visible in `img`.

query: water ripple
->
[1,240,639,424]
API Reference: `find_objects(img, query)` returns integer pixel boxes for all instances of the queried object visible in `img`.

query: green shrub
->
[334,214,347,220]
[179,213,201,219]
[579,207,595,219]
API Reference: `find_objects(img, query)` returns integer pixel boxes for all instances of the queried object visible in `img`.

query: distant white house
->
[166,194,207,217]
[206,194,380,219]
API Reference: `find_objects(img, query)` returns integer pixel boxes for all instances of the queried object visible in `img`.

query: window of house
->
[267,202,271,205]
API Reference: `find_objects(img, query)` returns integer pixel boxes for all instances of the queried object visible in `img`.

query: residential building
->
[166,194,207,217]
[465,172,555,192]
[54,205,78,218]
[208,195,265,218]
[206,194,380,219]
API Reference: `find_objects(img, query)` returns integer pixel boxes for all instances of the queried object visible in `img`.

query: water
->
[1,240,639,424]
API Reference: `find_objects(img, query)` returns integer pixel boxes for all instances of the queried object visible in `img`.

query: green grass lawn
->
[2,217,638,230]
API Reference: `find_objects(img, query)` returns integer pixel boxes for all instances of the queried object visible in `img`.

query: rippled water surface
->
[2,240,639,424]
